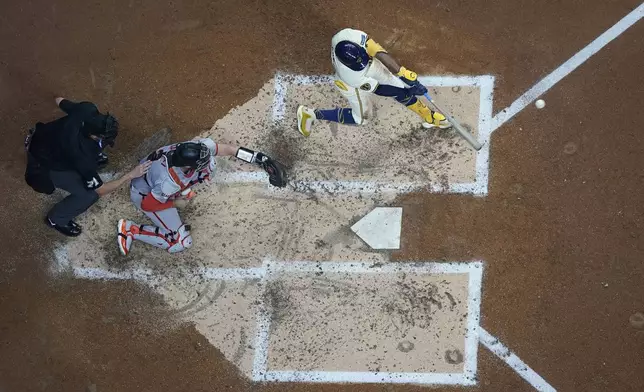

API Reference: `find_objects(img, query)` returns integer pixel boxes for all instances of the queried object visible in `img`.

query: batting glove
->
[397,67,428,96]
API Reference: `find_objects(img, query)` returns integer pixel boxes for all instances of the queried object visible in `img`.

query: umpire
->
[25,97,150,237]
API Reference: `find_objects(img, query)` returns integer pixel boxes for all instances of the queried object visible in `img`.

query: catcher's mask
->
[169,142,210,171]
[85,113,119,148]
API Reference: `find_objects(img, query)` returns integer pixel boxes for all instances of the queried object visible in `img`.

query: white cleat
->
[297,105,316,137]
[422,120,452,129]
[422,111,452,129]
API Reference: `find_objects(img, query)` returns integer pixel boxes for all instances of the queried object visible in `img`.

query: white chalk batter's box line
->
[70,260,481,285]
[67,254,554,389]
[215,172,485,195]
[225,73,495,196]
[70,265,268,282]
[70,260,482,385]
[251,260,483,386]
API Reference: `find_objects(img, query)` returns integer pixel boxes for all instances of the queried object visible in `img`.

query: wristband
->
[235,147,257,163]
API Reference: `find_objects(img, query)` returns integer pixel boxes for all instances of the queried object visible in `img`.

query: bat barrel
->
[423,93,482,151]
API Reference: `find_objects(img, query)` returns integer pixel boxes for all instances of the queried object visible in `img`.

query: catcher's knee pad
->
[167,224,192,253]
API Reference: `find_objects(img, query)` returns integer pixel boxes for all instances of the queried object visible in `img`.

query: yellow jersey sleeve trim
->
[334,80,349,91]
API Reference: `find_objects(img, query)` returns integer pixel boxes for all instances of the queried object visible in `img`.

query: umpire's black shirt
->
[30,100,102,184]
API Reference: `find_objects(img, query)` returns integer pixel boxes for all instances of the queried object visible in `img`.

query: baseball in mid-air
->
[535,99,546,109]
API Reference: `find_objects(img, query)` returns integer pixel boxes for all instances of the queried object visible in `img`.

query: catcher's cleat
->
[117,219,138,256]
[297,105,316,137]
[421,111,451,129]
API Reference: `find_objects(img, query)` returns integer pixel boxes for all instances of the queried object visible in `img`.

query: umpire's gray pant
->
[48,170,99,225]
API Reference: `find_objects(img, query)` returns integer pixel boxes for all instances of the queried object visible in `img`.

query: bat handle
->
[423,92,433,102]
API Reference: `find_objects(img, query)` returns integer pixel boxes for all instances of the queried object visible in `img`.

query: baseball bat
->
[423,92,482,151]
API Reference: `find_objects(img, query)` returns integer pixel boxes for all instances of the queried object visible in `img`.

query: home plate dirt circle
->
[61,74,487,386]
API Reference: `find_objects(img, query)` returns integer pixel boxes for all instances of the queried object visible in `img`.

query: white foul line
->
[479,328,556,392]
[491,3,644,131]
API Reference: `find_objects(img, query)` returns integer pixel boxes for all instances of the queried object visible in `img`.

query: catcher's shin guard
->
[406,100,451,129]
[131,224,193,253]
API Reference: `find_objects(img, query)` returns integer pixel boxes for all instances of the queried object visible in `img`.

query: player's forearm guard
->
[365,38,387,57]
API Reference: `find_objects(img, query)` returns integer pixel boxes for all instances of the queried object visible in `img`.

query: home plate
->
[351,207,402,249]
[254,261,482,385]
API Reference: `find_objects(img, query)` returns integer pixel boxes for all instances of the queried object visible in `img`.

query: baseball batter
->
[297,28,451,136]
[117,137,286,255]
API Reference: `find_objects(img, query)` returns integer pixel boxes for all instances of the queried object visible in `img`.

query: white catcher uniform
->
[117,138,217,254]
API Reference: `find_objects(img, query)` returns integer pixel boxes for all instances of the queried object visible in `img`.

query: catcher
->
[117,137,287,255]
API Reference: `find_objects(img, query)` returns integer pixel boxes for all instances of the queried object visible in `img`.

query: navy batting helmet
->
[334,41,370,71]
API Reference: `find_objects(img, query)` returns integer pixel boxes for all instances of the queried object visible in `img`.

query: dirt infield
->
[1,0,643,391]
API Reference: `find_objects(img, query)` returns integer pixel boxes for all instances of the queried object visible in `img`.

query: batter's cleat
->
[421,111,452,129]
[117,219,139,256]
[297,105,316,137]
[45,217,82,237]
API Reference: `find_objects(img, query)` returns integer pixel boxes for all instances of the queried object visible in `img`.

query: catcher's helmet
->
[85,113,119,147]
[333,41,370,71]
[169,142,210,170]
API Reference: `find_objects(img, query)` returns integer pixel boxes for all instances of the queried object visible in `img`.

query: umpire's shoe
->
[97,152,109,168]
[45,217,82,237]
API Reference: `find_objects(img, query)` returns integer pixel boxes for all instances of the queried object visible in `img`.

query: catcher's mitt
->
[261,157,288,188]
